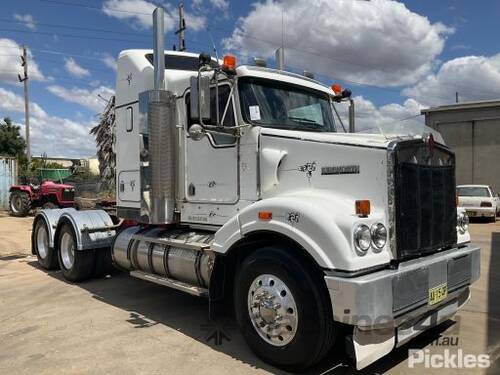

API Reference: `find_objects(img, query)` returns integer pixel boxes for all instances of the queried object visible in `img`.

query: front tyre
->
[57,223,95,282]
[33,219,59,270]
[234,246,336,371]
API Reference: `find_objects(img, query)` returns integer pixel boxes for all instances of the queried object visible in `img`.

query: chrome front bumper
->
[324,244,480,330]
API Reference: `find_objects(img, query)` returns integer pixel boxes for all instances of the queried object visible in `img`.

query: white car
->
[457,184,499,221]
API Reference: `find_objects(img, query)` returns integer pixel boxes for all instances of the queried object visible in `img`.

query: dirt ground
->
[0,211,498,374]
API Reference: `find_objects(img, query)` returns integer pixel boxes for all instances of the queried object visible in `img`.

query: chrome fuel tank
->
[112,227,214,287]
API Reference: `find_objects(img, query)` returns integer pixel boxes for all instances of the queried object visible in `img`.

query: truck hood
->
[260,128,392,149]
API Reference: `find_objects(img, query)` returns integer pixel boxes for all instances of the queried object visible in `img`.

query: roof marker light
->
[222,54,237,72]
[332,83,342,95]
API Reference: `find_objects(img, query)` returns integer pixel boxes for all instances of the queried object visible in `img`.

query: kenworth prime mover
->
[31,8,479,371]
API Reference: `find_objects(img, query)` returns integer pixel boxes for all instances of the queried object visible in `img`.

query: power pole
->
[175,3,186,51]
[18,46,30,164]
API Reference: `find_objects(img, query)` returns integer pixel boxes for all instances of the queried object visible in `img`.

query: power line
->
[32,0,500,100]
[0,27,147,43]
[4,2,499,104]
[0,18,148,37]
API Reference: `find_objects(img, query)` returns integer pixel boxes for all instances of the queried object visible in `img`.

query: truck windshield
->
[238,77,336,132]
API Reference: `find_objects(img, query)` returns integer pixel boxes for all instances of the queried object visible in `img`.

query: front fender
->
[213,191,392,271]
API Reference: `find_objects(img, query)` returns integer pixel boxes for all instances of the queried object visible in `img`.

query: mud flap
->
[353,327,395,370]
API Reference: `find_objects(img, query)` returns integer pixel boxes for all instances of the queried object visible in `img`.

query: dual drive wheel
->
[33,220,101,282]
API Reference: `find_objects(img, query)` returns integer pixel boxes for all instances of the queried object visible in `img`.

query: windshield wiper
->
[288,116,320,125]
[286,125,322,132]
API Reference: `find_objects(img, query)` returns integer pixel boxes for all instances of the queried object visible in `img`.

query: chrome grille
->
[391,140,457,260]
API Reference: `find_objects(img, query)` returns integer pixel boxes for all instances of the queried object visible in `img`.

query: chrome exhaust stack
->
[153,7,165,90]
[138,7,177,224]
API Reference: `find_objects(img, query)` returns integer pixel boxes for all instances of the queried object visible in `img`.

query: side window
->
[126,106,133,132]
[186,85,236,145]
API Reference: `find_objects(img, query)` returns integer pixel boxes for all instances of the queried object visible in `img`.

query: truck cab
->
[31,8,480,372]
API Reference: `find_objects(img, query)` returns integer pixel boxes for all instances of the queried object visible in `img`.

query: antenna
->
[207,27,219,64]
[175,3,186,51]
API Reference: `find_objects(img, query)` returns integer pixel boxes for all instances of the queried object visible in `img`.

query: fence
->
[0,157,18,210]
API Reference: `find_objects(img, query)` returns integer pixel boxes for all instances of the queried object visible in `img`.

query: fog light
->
[354,224,371,252]
[371,223,387,249]
[457,211,469,234]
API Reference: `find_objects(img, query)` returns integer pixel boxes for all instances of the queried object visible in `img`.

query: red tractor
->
[9,169,75,217]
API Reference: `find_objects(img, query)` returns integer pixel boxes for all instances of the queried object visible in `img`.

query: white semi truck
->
[31,8,480,371]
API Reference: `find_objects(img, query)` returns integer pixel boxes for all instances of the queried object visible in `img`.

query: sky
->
[1,0,500,158]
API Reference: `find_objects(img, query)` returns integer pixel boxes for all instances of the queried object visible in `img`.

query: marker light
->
[222,54,237,71]
[258,211,273,220]
[332,83,342,95]
[355,200,371,217]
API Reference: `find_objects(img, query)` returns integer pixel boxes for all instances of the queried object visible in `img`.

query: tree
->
[90,96,116,191]
[0,117,26,157]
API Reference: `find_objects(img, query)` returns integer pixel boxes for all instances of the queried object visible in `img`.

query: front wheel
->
[234,246,336,371]
[57,223,95,282]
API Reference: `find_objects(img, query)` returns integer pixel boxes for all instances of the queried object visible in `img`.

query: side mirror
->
[188,124,206,141]
[190,75,210,122]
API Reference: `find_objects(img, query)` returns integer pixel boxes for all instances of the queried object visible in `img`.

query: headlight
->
[457,211,469,234]
[354,224,371,252]
[371,223,387,249]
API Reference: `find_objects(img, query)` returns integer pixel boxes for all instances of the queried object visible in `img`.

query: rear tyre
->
[9,191,30,217]
[42,202,58,210]
[94,247,114,277]
[57,223,95,282]
[234,246,336,371]
[33,219,59,270]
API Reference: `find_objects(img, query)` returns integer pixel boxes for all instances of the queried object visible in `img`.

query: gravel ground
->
[0,211,498,374]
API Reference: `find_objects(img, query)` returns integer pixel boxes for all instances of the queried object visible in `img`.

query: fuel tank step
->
[130,270,208,297]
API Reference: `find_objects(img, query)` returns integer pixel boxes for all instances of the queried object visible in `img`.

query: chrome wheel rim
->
[36,224,49,259]
[11,196,22,213]
[247,274,298,347]
[60,232,75,269]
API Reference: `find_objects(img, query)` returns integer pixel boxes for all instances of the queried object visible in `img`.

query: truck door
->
[185,84,239,203]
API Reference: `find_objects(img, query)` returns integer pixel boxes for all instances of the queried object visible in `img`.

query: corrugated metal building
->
[0,157,18,210]
[422,100,500,192]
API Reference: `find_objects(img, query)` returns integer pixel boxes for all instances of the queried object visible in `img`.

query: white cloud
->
[402,54,500,107]
[102,55,117,71]
[14,13,36,30]
[224,0,453,87]
[193,0,228,11]
[0,87,46,118]
[0,87,96,158]
[0,38,45,82]
[348,96,425,134]
[47,85,115,112]
[64,57,90,78]
[210,0,229,10]
[101,0,206,31]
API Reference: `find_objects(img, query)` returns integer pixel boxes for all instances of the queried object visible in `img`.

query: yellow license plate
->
[429,283,448,305]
